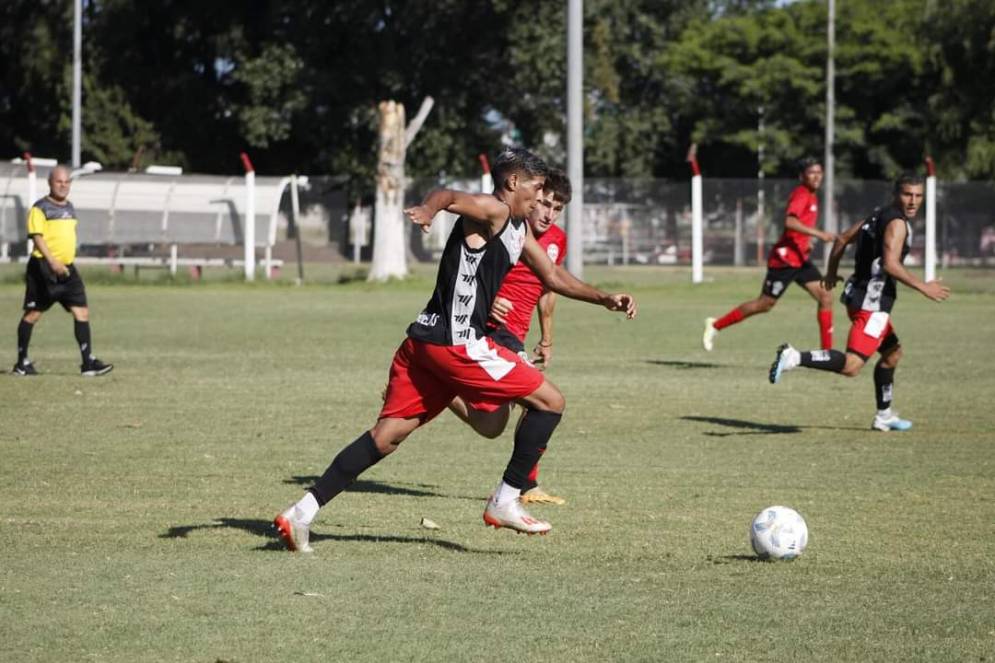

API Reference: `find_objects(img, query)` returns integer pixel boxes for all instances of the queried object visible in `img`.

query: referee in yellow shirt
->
[13,165,112,376]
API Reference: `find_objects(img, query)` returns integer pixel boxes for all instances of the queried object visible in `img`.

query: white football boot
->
[769,343,800,384]
[702,317,718,351]
[273,505,314,553]
[872,411,913,432]
[483,493,551,535]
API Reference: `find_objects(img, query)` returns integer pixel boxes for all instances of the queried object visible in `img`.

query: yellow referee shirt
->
[28,197,78,264]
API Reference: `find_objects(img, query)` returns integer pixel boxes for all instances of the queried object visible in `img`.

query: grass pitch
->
[0,264,993,662]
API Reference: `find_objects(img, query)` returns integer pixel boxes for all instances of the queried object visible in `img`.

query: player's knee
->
[880,346,902,368]
[840,354,864,377]
[757,297,776,313]
[22,310,42,324]
[538,387,566,414]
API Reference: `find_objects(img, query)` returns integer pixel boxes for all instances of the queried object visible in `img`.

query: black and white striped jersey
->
[406,215,528,346]
[842,205,911,313]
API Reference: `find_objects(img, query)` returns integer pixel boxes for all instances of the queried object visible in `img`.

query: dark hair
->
[797,156,821,174]
[491,147,548,190]
[545,168,572,205]
[893,172,925,194]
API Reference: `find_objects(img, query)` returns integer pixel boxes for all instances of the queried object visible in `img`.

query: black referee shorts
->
[23,256,88,312]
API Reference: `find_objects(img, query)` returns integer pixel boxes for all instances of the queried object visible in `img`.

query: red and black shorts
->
[762,261,822,299]
[23,256,88,312]
[846,308,900,360]
[379,337,545,423]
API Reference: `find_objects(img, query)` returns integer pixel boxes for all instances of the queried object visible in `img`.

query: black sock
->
[74,320,92,364]
[502,410,561,489]
[17,319,34,363]
[800,349,846,373]
[874,363,895,410]
[308,431,384,506]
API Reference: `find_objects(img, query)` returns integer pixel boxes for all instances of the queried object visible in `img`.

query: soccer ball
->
[750,505,809,560]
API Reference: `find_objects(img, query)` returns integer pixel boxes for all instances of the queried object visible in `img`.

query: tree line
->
[2,0,992,196]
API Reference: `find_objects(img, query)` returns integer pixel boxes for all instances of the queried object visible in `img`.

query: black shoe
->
[81,358,113,377]
[12,359,38,376]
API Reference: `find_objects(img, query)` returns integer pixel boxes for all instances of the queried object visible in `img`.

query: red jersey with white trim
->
[494,223,567,342]
[768,184,820,269]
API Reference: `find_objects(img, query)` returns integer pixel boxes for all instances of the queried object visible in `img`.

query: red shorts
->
[846,308,899,359]
[379,337,545,422]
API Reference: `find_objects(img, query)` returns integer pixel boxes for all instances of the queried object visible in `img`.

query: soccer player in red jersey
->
[449,169,572,505]
[703,158,837,351]
[769,174,950,431]
[274,149,636,551]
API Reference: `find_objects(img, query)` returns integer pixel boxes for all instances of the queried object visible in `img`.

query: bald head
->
[47,165,72,202]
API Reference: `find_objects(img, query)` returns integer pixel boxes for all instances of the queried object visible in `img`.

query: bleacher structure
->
[0,160,299,279]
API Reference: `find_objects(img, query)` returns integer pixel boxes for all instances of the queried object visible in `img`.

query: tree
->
[368,97,433,282]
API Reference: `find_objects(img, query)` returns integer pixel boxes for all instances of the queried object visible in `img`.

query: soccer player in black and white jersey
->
[274,148,637,552]
[768,174,950,431]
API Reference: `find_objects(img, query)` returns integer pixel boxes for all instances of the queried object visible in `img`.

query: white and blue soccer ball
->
[750,505,809,560]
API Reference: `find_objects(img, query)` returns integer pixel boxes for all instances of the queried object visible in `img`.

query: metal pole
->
[924,157,937,282]
[757,105,765,266]
[823,0,836,259]
[566,0,584,279]
[72,0,82,168]
[291,174,305,284]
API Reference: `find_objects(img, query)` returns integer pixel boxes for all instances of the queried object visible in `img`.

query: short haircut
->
[894,172,925,193]
[797,156,821,174]
[491,147,548,190]
[48,165,70,182]
[545,168,572,205]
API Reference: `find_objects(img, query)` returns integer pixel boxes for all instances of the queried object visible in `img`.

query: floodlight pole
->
[72,0,82,168]
[924,156,937,282]
[823,0,836,259]
[566,0,584,279]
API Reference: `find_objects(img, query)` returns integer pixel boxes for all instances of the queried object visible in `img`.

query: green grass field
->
[1,264,993,662]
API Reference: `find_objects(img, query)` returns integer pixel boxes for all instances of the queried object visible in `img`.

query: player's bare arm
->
[520,234,637,318]
[784,215,836,243]
[822,219,864,290]
[29,234,68,276]
[881,221,950,302]
[533,291,557,366]
[404,189,509,236]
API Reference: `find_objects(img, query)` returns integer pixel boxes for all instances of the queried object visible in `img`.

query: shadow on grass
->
[645,359,722,370]
[710,554,767,564]
[284,477,482,501]
[161,518,513,554]
[682,415,866,437]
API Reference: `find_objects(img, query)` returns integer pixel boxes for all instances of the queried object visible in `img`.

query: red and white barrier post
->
[240,152,256,281]
[924,156,937,282]
[688,147,703,284]
[478,154,493,194]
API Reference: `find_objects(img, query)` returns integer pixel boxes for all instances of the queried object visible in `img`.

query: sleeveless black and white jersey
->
[406,215,528,346]
[842,205,911,313]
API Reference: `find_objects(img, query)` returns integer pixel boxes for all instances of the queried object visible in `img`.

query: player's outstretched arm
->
[823,218,863,290]
[881,220,950,302]
[520,234,637,319]
[404,189,509,233]
[785,214,836,243]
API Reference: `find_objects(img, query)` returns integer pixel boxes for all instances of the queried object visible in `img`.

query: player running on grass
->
[448,168,572,506]
[703,157,836,352]
[768,174,950,431]
[274,148,636,552]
